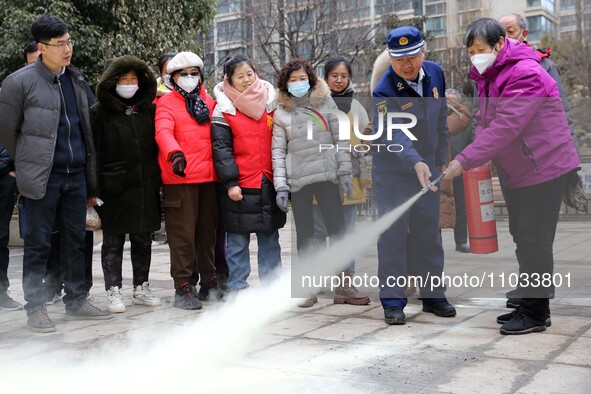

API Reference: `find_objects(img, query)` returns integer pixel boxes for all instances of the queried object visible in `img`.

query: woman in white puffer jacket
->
[272,58,352,307]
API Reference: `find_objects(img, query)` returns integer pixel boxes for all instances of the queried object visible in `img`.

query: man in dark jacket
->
[499,13,576,145]
[0,14,110,333]
[0,144,22,310]
[371,27,456,326]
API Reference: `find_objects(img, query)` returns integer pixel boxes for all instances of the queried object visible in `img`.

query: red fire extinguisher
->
[463,167,498,254]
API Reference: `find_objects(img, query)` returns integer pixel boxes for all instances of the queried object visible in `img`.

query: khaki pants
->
[162,182,218,288]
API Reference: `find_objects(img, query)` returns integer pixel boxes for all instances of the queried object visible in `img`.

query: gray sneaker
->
[27,310,56,333]
[0,291,23,311]
[65,300,112,320]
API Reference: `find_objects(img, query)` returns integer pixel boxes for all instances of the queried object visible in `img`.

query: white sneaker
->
[106,286,126,313]
[46,291,63,305]
[132,282,162,307]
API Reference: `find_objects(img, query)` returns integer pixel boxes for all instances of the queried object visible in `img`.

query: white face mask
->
[115,84,139,99]
[177,75,200,92]
[470,46,497,75]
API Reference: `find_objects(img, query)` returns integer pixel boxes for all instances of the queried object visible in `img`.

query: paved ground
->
[0,215,590,393]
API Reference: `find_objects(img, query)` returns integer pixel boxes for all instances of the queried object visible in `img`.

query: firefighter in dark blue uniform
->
[371,27,456,325]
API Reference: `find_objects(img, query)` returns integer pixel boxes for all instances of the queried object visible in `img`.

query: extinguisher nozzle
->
[420,174,443,195]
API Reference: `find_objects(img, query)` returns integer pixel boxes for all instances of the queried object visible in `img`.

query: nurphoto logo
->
[305,108,418,153]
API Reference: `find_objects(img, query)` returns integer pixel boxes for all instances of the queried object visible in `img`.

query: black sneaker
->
[174,283,202,310]
[497,309,552,327]
[27,310,56,333]
[65,300,112,320]
[455,243,470,253]
[0,291,23,311]
[422,301,457,317]
[197,278,224,301]
[217,272,229,293]
[499,312,546,335]
[384,307,406,325]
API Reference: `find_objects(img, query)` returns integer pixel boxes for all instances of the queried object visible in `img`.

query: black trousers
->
[290,181,345,255]
[101,232,152,290]
[502,174,568,320]
[0,173,16,293]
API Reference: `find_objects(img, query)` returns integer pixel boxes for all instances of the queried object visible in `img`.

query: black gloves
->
[170,152,187,177]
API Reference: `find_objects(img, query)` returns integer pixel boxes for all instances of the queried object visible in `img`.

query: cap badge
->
[399,37,409,46]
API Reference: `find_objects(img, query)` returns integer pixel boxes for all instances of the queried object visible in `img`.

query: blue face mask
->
[287,80,310,98]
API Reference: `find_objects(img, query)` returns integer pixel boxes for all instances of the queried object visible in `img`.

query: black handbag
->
[563,168,587,212]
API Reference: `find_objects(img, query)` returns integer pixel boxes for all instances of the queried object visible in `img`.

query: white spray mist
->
[1,190,424,393]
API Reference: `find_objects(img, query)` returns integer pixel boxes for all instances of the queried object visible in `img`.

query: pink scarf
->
[223,74,268,120]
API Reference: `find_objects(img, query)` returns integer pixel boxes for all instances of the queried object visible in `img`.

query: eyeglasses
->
[41,40,75,50]
[179,72,199,77]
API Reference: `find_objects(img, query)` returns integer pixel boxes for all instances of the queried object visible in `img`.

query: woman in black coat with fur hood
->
[91,55,162,313]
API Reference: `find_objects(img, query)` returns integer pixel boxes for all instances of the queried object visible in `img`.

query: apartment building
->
[200,0,588,86]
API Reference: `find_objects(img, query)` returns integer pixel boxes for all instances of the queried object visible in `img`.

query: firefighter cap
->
[387,26,425,58]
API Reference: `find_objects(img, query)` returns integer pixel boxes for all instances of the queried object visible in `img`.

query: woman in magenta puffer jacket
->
[155,51,219,310]
[445,18,579,336]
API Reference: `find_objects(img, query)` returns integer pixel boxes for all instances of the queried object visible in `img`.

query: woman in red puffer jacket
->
[155,51,219,310]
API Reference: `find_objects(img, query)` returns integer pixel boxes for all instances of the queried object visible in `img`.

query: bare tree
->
[250,0,379,76]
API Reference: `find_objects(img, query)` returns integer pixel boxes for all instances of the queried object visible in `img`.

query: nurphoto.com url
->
[300,272,572,292]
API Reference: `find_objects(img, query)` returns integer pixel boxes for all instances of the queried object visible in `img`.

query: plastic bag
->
[86,206,101,231]
[86,198,104,231]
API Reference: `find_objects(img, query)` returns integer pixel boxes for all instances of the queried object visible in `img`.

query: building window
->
[560,14,577,29]
[458,10,481,30]
[426,17,446,36]
[394,0,414,12]
[217,19,244,44]
[526,15,557,42]
[217,0,242,14]
[560,0,575,11]
[375,0,396,14]
[337,0,370,18]
[457,0,481,11]
[288,10,315,34]
[526,0,556,13]
[428,36,447,51]
[426,3,446,15]
[298,39,313,60]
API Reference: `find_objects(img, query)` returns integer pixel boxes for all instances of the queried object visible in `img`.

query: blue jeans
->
[226,231,281,291]
[0,173,16,293]
[313,204,357,273]
[23,171,88,315]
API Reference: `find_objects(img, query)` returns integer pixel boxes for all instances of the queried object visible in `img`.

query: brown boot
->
[334,273,370,305]
[298,296,318,308]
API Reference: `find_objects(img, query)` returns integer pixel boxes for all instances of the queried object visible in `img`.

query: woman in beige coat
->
[272,59,352,307]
